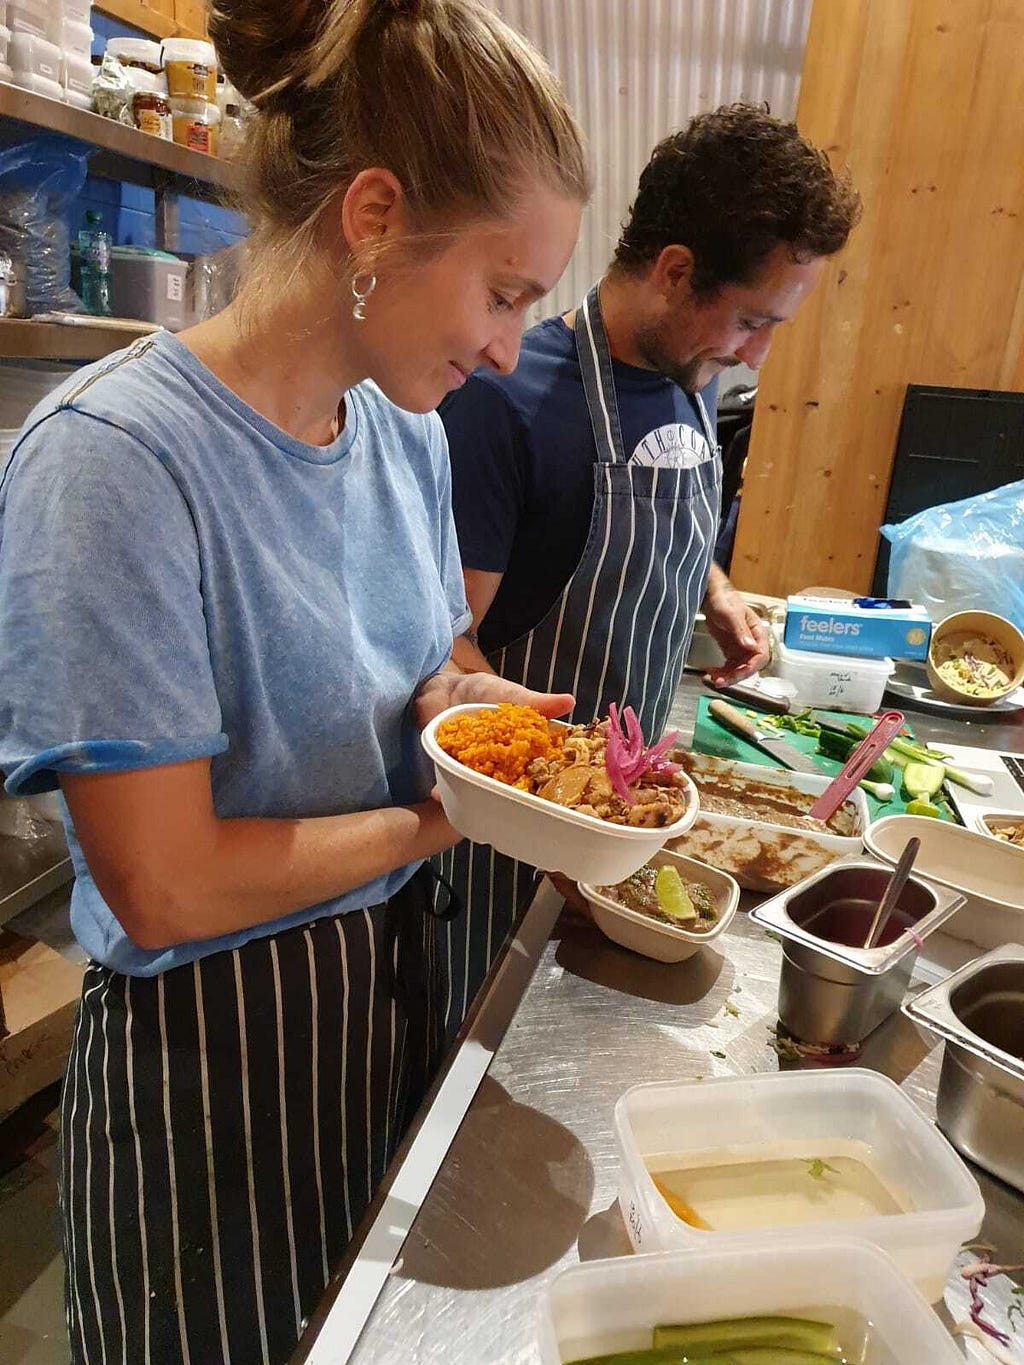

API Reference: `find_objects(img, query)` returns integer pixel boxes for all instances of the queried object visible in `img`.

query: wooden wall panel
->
[731,0,1024,596]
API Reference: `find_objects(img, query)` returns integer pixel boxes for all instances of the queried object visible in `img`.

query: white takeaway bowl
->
[422,704,699,885]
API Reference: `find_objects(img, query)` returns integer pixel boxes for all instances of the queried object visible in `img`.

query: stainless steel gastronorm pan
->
[903,944,1024,1193]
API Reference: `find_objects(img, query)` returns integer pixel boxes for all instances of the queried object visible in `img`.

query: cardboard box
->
[783,595,932,662]
[0,933,82,1119]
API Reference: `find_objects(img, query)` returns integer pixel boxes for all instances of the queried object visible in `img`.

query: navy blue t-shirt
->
[441,314,718,655]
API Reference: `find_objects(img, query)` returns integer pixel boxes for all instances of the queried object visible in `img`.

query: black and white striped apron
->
[436,283,722,1031]
[60,864,452,1365]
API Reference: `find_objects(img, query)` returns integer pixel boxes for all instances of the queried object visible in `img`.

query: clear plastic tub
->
[6,0,49,40]
[161,37,217,101]
[538,1233,964,1364]
[614,1068,983,1302]
[7,30,60,83]
[769,637,894,714]
[579,847,739,963]
[7,67,62,99]
[0,23,9,66]
[60,47,92,100]
[61,0,90,23]
[421,704,700,885]
[60,17,91,55]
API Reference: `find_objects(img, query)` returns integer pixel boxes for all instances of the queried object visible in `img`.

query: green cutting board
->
[691,694,955,822]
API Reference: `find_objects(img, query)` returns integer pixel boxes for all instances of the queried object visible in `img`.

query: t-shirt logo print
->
[630,422,712,468]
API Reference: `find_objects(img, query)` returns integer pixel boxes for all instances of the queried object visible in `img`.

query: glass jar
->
[132,70,172,141]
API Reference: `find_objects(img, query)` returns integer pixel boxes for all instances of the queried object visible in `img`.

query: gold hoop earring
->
[351,272,377,321]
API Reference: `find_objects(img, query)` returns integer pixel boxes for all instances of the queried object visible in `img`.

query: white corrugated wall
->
[482,0,812,318]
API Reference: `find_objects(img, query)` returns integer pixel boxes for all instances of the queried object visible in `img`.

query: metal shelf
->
[0,317,156,360]
[0,80,243,201]
[0,824,73,929]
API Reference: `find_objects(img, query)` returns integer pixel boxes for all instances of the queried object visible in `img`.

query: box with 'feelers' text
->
[783,595,932,662]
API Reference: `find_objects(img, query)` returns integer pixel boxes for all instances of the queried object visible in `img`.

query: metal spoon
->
[864,837,921,949]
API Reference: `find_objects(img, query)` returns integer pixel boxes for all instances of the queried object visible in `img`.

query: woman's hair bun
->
[209,0,330,106]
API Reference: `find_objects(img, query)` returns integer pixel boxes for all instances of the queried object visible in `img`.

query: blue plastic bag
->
[882,481,1024,631]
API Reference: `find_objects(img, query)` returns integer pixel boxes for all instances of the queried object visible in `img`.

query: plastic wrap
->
[882,481,1024,631]
[0,137,88,314]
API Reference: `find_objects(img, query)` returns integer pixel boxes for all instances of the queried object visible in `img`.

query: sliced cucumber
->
[652,1317,837,1355]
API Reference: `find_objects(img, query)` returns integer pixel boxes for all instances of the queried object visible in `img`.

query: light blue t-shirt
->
[0,331,471,975]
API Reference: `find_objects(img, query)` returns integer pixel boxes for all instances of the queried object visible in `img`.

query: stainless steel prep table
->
[297,675,1024,1365]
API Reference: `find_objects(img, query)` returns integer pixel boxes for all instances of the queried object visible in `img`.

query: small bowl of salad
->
[579,849,739,962]
[925,610,1024,706]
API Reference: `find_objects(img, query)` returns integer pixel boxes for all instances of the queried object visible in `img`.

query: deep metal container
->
[752,857,965,1048]
[904,944,1024,1194]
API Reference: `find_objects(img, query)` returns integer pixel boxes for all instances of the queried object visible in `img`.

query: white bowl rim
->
[423,703,700,841]
[974,809,1024,845]
[579,850,739,946]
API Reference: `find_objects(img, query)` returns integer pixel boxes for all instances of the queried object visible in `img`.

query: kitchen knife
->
[703,677,792,715]
[708,699,824,775]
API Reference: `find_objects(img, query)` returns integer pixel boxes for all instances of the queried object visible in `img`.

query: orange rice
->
[435,703,564,787]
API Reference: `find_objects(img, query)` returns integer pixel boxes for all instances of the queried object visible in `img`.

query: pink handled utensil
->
[808,710,906,824]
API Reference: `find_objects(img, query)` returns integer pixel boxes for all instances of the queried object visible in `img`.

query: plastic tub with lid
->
[6,0,49,40]
[61,0,90,23]
[170,96,219,155]
[8,30,60,83]
[60,47,92,101]
[60,16,91,55]
[613,1068,983,1302]
[7,67,62,98]
[105,36,161,73]
[768,636,894,714]
[0,60,11,85]
[0,23,9,66]
[539,1233,964,1365]
[162,37,216,101]
[422,703,700,885]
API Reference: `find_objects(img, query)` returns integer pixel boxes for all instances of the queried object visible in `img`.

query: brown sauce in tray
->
[673,753,855,836]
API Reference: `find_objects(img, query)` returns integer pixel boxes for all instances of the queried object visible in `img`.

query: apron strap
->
[574,284,628,465]
[693,389,722,459]
[576,283,722,465]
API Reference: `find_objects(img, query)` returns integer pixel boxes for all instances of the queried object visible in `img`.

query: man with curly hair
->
[435,104,860,1022]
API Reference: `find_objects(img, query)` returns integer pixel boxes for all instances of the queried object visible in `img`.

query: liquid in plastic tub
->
[538,1233,963,1364]
[614,1069,983,1302]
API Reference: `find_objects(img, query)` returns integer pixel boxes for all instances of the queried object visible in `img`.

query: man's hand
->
[413,671,574,731]
[702,564,771,687]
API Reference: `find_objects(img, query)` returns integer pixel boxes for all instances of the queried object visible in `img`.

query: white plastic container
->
[866,813,1024,950]
[8,30,61,84]
[6,0,49,40]
[161,36,217,101]
[668,751,869,893]
[7,67,62,98]
[769,636,894,715]
[614,1068,983,1302]
[106,35,161,71]
[60,47,91,102]
[61,0,90,23]
[0,23,9,66]
[60,17,91,55]
[421,704,700,885]
[539,1234,964,1364]
[579,847,738,963]
[0,60,11,85]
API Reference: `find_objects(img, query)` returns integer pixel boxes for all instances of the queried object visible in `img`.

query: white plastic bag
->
[882,481,1024,631]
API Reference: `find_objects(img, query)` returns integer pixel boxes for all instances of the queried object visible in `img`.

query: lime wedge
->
[655,865,697,921]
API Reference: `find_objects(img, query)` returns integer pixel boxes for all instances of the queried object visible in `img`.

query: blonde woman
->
[0,1,588,1360]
